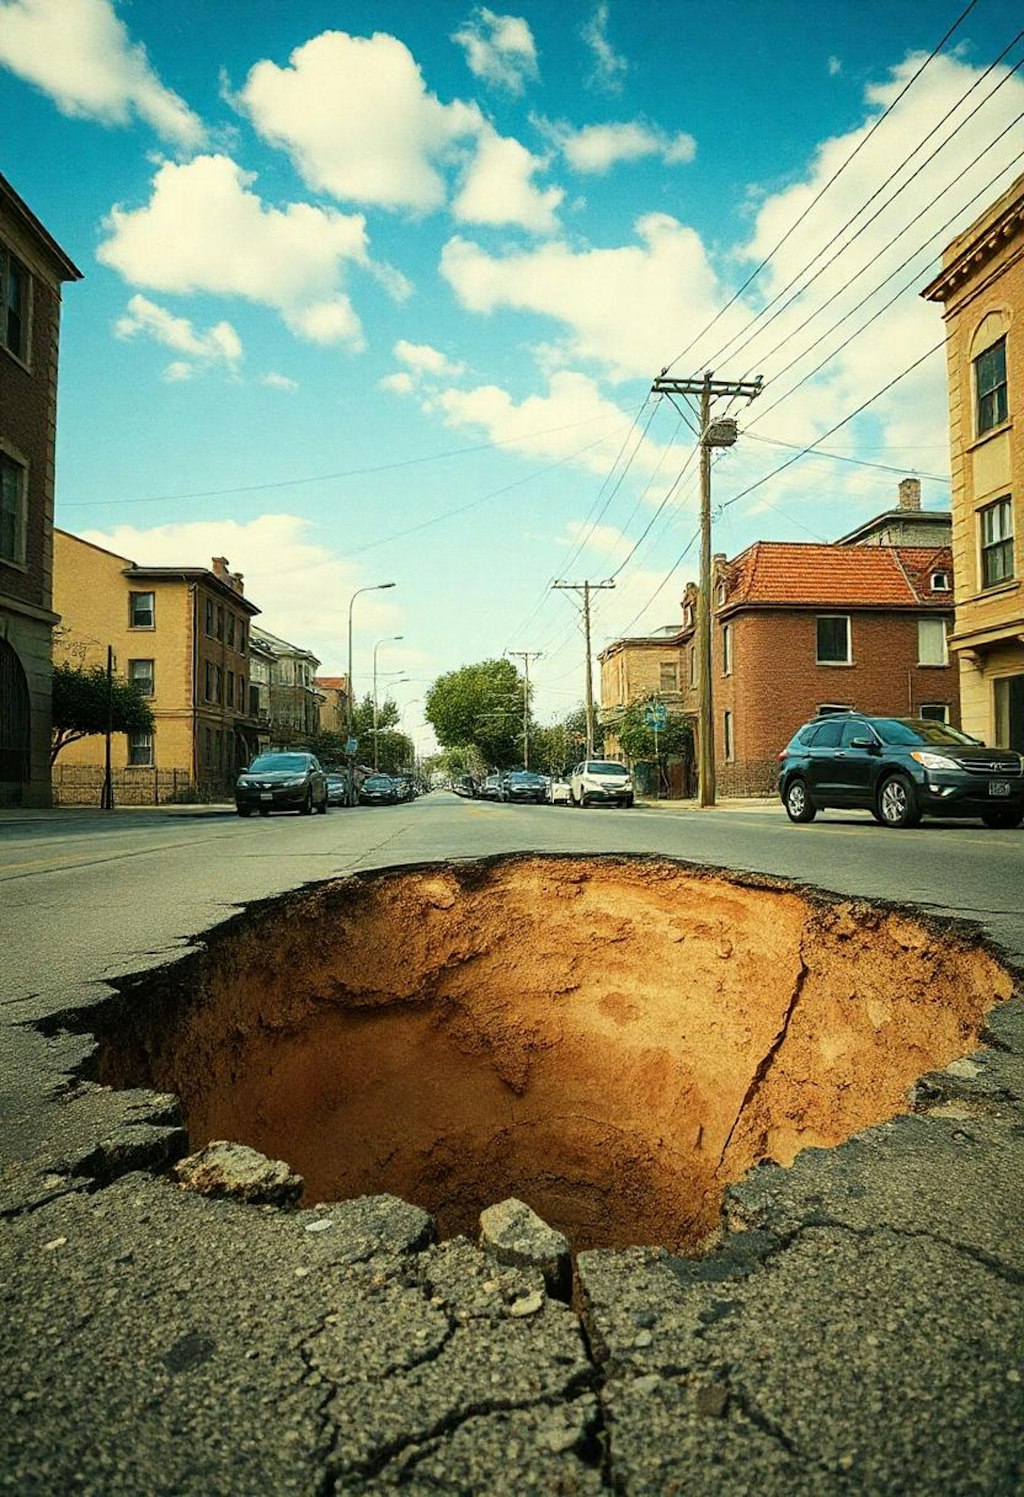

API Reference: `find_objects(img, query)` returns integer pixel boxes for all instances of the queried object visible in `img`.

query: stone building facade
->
[922,170,1024,751]
[0,174,81,805]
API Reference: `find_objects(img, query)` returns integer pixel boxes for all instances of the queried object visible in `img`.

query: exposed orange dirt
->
[97,856,1012,1253]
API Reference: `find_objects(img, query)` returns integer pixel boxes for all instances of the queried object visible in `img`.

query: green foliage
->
[346,694,411,773]
[616,699,693,763]
[433,744,486,781]
[425,659,527,768]
[50,661,155,764]
[529,705,599,774]
[304,728,347,765]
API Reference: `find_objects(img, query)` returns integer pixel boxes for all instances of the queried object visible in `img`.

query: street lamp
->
[346,583,396,802]
[372,636,403,771]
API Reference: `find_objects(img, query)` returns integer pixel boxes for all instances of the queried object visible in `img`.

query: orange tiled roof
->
[723,543,953,610]
[314,676,348,690]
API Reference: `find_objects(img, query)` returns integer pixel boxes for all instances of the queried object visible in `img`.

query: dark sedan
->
[779,714,1024,828]
[501,770,548,804]
[235,752,328,816]
[358,774,399,806]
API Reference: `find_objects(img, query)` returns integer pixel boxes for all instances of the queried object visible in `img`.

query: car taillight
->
[777,750,787,761]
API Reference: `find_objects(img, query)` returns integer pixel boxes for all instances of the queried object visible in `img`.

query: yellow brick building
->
[922,172,1024,751]
[52,531,262,800]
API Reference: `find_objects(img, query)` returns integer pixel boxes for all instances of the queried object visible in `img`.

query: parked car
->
[570,760,634,808]
[392,774,415,802]
[501,770,548,804]
[235,752,328,817]
[452,775,477,798]
[325,772,349,806]
[478,773,503,801]
[778,713,1024,829]
[547,776,572,805]
[358,774,399,806]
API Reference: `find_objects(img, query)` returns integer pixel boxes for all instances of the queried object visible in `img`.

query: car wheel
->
[783,777,816,823]
[981,808,1023,829]
[236,806,252,817]
[877,774,921,828]
[622,795,634,808]
[259,807,271,817]
[300,788,313,815]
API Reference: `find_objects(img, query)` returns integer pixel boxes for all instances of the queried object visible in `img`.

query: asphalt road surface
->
[2,793,1022,1495]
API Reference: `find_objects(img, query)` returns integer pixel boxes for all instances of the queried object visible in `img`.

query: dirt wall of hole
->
[97,856,1012,1253]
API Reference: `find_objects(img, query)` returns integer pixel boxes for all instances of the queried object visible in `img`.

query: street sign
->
[645,703,668,730]
[344,737,359,755]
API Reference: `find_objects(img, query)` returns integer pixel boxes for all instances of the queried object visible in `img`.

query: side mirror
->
[850,737,881,753]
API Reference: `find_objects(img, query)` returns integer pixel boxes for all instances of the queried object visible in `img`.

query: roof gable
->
[724,542,953,611]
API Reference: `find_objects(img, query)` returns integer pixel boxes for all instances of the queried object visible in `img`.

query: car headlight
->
[910,751,960,771]
[281,776,307,787]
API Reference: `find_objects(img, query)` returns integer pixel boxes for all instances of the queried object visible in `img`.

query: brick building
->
[0,174,81,805]
[52,534,262,800]
[677,542,959,795]
[250,625,322,741]
[922,169,1024,751]
[314,675,350,735]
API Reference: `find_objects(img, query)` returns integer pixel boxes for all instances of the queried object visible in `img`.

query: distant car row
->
[454,761,634,808]
[236,754,425,815]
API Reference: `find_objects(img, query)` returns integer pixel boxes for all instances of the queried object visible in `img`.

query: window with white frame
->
[920,703,950,723]
[129,591,155,628]
[722,622,732,675]
[723,710,734,761]
[128,658,154,697]
[128,730,153,766]
[659,659,678,692]
[0,450,26,565]
[918,617,948,666]
[1,245,29,363]
[930,571,951,592]
[975,337,1007,435]
[816,615,851,664]
[980,498,1014,588]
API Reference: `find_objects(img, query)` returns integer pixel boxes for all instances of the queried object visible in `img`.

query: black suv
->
[778,714,1023,829]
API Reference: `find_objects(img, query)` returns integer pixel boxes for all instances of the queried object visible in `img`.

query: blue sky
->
[2,0,1022,746]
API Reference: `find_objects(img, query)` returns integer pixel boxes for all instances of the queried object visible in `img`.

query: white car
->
[570,760,634,808]
[547,776,572,805]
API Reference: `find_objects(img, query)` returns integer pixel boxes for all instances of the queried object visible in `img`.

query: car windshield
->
[872,719,978,747]
[326,774,345,784]
[364,776,392,787]
[248,753,310,772]
[585,762,627,775]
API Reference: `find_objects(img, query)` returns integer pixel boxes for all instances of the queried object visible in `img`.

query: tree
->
[50,661,155,764]
[425,658,528,768]
[530,705,599,775]
[349,694,413,774]
[617,699,693,763]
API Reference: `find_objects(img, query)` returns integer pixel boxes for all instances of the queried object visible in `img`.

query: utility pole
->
[552,580,615,759]
[651,371,761,807]
[507,651,542,768]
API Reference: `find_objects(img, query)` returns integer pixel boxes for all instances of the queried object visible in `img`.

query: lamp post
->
[346,583,396,803]
[372,636,403,771]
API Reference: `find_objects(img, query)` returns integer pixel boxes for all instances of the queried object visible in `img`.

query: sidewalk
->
[0,802,237,826]
[635,794,782,814]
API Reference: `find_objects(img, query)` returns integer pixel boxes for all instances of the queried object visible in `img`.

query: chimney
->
[232,572,245,595]
[898,478,921,512]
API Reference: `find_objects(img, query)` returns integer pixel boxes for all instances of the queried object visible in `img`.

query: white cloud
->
[452,128,563,232]
[78,515,400,673]
[235,30,482,212]
[561,520,633,562]
[162,361,192,383]
[0,0,203,145]
[452,8,538,94]
[828,56,842,78]
[115,294,243,375]
[379,370,415,396]
[545,119,696,174]
[441,213,737,381]
[260,372,298,391]
[97,155,400,349]
[580,2,628,95]
[394,341,467,379]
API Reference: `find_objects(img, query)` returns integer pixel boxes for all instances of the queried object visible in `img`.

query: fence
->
[51,765,233,806]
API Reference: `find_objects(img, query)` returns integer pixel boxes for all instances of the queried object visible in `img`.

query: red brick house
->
[677,542,959,794]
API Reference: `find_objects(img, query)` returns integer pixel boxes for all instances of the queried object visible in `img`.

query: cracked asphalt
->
[1,795,1022,1493]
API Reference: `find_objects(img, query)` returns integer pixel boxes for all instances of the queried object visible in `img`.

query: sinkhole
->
[93,855,1011,1253]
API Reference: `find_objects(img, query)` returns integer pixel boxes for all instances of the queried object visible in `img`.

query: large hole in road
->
[95,856,1011,1253]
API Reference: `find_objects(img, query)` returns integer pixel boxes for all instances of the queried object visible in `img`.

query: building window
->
[215,665,223,704]
[128,730,153,766]
[1,247,29,363]
[128,658,155,697]
[659,660,678,693]
[0,451,26,564]
[216,605,224,641]
[980,498,1014,588]
[227,670,235,708]
[238,676,245,711]
[975,338,1007,436]
[816,615,851,664]
[716,581,727,608]
[227,613,236,648]
[129,591,155,628]
[203,726,212,766]
[723,710,734,761]
[920,703,949,723]
[930,571,951,592]
[722,623,732,676]
[239,621,247,653]
[204,598,214,636]
[918,617,948,666]
[214,729,223,766]
[688,646,696,687]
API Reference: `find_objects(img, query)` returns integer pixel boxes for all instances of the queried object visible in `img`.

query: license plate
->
[989,780,1011,797]
[260,791,273,801]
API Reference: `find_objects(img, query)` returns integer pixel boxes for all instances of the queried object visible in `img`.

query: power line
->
[658,0,980,377]
[744,431,949,483]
